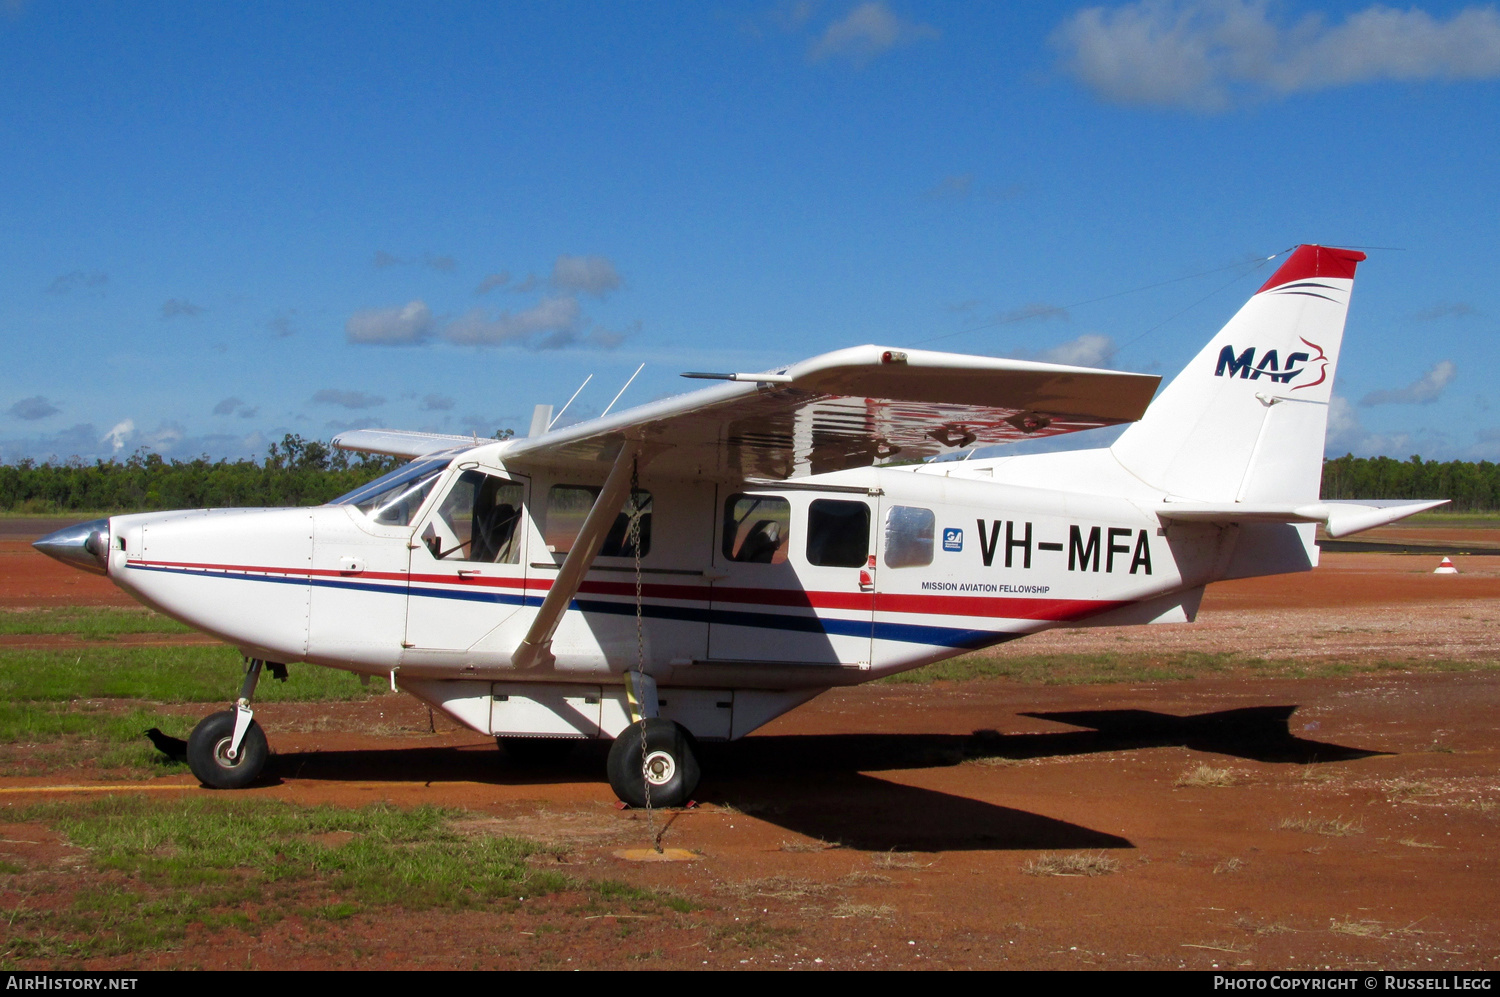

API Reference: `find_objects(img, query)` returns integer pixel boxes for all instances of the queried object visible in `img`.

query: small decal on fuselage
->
[942,528,963,552]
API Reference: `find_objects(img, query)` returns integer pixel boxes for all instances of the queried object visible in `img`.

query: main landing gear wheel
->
[606,718,699,809]
[187,710,268,789]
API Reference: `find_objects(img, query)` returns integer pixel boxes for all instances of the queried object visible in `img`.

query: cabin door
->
[404,468,531,652]
[707,489,874,667]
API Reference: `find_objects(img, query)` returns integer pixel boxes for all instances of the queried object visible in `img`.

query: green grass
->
[0,645,387,776]
[1403,511,1500,527]
[880,651,1500,685]
[0,645,384,703]
[2,797,600,961]
[0,702,194,777]
[0,606,192,638]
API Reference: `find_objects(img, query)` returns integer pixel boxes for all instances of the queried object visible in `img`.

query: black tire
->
[606,718,699,809]
[498,736,577,764]
[187,710,268,789]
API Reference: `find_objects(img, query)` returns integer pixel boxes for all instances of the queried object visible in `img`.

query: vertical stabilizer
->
[1111,245,1365,504]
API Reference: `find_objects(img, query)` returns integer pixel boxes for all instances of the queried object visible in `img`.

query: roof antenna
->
[601,363,645,418]
[547,374,592,430]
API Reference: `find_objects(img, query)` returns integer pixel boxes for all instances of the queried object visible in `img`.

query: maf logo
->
[1214,337,1327,390]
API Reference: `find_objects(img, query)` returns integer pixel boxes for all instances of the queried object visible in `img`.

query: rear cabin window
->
[883,505,935,568]
[545,485,652,557]
[806,499,870,568]
[723,494,791,564]
[423,470,523,563]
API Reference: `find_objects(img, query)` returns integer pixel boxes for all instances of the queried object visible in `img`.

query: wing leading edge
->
[501,345,1161,479]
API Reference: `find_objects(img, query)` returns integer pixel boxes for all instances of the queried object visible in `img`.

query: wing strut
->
[512,442,643,670]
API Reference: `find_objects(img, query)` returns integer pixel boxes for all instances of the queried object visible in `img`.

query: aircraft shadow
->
[1012,704,1386,765]
[261,704,1379,853]
[701,766,1131,852]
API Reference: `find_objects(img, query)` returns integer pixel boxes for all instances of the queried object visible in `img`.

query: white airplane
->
[35,244,1443,807]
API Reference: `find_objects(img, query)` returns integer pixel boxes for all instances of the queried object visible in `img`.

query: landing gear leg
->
[187,658,270,789]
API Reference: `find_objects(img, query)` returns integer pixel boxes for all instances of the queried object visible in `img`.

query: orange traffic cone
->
[1434,557,1458,575]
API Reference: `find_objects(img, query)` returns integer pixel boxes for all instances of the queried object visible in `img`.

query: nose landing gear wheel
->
[607,718,699,808]
[187,710,269,789]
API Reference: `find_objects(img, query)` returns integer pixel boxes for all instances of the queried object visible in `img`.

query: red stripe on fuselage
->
[127,558,1125,622]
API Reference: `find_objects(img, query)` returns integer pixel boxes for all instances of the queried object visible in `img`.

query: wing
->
[502,344,1161,479]
[330,428,481,459]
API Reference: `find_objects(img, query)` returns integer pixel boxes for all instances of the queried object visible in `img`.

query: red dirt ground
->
[2,517,1498,969]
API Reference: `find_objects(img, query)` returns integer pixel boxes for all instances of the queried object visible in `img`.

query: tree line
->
[1,445,1496,514]
[0,436,402,514]
[1320,455,1500,512]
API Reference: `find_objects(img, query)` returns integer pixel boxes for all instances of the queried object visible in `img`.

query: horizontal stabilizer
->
[331,429,479,459]
[1156,498,1449,538]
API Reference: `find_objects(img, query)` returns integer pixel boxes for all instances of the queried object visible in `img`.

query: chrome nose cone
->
[33,518,111,576]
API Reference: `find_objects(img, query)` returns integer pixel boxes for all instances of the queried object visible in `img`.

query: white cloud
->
[268,310,296,338]
[550,255,621,298]
[1054,0,1500,110]
[345,300,435,345]
[46,270,107,295]
[475,272,511,294]
[810,1,938,65]
[161,298,203,319]
[212,397,258,418]
[312,389,387,409]
[1040,333,1116,368]
[443,297,583,348]
[1412,302,1477,321]
[999,303,1070,325]
[1323,393,1449,457]
[101,419,135,452]
[1359,360,1457,406]
[9,396,59,421]
[923,174,974,200]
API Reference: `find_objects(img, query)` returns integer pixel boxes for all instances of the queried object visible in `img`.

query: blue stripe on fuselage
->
[124,562,1007,649]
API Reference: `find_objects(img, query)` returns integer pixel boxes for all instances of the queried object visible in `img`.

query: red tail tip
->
[1258,245,1367,294]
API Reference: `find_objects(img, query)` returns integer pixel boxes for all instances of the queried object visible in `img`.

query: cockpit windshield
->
[329,457,450,527]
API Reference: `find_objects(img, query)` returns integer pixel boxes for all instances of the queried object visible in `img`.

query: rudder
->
[1111,245,1366,504]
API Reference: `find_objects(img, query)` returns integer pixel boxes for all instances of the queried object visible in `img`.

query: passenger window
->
[422,470,523,563]
[806,499,870,568]
[883,506,935,568]
[723,495,791,564]
[545,485,652,557]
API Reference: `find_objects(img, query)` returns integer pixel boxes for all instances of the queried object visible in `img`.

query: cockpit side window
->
[423,470,524,563]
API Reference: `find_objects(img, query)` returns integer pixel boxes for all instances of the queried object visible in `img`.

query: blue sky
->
[4,1,1499,464]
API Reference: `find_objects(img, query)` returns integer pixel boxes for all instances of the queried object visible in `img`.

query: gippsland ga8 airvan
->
[35,245,1443,807]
